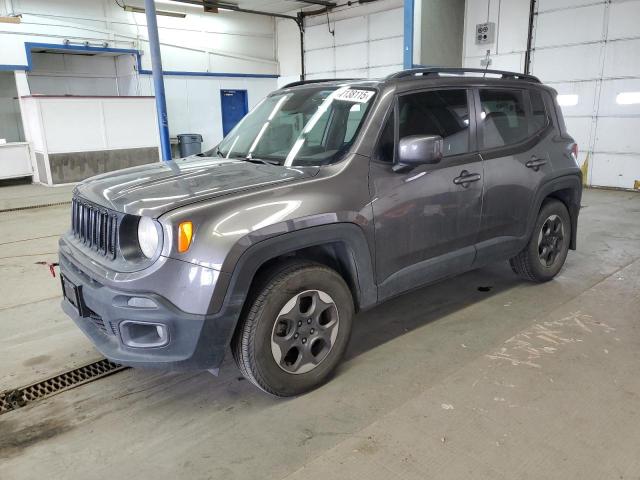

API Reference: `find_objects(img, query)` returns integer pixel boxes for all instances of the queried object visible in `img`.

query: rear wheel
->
[509,199,571,282]
[231,261,354,397]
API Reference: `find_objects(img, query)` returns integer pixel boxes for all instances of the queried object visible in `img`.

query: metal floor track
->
[0,359,128,415]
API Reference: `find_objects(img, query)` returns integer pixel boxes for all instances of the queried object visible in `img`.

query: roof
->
[387,67,540,83]
[280,68,545,92]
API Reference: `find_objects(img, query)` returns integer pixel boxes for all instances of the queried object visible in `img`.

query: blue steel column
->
[144,0,172,161]
[403,0,414,69]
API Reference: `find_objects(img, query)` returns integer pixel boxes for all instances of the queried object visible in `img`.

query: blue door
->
[220,89,249,137]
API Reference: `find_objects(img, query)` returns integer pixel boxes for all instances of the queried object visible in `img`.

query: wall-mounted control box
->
[475,22,495,45]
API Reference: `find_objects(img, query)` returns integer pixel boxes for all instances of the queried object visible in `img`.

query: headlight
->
[138,216,160,259]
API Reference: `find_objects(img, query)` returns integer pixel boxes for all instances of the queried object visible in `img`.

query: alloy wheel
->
[270,290,339,374]
[537,214,565,267]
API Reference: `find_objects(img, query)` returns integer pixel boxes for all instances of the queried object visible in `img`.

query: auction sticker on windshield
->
[335,89,375,103]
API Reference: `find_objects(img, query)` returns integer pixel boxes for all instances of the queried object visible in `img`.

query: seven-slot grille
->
[71,198,118,259]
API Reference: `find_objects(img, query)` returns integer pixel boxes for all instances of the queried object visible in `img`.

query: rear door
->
[474,87,556,264]
[369,88,484,300]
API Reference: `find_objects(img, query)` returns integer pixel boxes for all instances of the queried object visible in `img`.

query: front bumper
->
[59,244,233,371]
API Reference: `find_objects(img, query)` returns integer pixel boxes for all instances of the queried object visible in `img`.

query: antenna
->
[482,49,492,77]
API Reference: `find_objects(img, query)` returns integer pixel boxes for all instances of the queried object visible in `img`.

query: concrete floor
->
[0,180,75,211]
[0,186,639,479]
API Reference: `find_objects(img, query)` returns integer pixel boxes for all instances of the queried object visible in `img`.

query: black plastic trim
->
[209,223,378,316]
[528,174,582,251]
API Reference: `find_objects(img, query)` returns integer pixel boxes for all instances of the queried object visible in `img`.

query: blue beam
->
[0,64,28,71]
[2,42,280,79]
[403,0,414,69]
[144,0,172,161]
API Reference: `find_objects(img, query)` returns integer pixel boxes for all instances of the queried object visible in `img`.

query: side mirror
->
[394,135,443,172]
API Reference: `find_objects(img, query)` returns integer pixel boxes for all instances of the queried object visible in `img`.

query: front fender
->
[189,223,377,363]
[208,222,378,316]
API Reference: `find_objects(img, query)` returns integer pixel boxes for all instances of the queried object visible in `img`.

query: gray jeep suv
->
[59,68,582,396]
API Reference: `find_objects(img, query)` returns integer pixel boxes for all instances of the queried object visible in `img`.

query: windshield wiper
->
[214,149,280,165]
[240,157,281,166]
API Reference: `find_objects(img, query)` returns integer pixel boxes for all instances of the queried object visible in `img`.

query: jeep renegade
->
[59,68,582,396]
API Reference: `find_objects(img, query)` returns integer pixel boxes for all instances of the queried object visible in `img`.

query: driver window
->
[398,89,471,157]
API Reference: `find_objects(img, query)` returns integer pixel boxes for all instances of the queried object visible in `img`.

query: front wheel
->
[510,199,571,282]
[231,261,354,397]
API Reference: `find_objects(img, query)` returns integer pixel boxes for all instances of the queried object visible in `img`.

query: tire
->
[509,199,571,282]
[231,260,354,397]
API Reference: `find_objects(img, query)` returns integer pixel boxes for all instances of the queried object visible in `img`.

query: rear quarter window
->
[529,89,550,133]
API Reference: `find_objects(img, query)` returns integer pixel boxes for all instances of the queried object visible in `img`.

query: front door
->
[369,88,483,301]
[221,89,248,137]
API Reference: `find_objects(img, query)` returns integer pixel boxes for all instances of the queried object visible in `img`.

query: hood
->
[75,156,318,217]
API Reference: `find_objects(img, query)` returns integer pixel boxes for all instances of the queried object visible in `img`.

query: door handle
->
[453,170,481,187]
[526,157,547,171]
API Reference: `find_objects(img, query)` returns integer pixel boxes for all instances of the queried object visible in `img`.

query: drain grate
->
[0,201,72,214]
[0,359,128,415]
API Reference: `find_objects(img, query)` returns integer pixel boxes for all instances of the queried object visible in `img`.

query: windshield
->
[211,86,376,166]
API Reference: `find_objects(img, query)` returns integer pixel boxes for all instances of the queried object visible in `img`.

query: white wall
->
[21,51,276,149]
[535,0,640,190]
[276,0,404,83]
[0,0,280,151]
[275,17,302,88]
[116,54,140,96]
[32,97,158,154]
[161,75,276,149]
[0,72,24,142]
[20,95,160,184]
[418,0,465,68]
[0,143,32,180]
[28,52,121,96]
[276,0,466,86]
[463,0,640,190]
[462,0,530,72]
[0,0,278,75]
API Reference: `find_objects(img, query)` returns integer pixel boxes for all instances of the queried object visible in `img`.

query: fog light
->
[120,321,168,348]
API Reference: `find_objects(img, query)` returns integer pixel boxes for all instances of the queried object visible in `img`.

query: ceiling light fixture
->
[123,5,187,18]
[203,1,237,13]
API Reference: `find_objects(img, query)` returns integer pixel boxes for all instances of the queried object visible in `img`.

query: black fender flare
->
[200,223,378,352]
[527,174,582,250]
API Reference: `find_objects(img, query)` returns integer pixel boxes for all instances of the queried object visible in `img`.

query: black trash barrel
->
[177,133,203,157]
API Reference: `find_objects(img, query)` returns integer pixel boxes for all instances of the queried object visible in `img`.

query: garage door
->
[303,7,404,80]
[531,0,640,189]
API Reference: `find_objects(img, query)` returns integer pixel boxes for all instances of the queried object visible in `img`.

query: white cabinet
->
[0,142,32,180]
